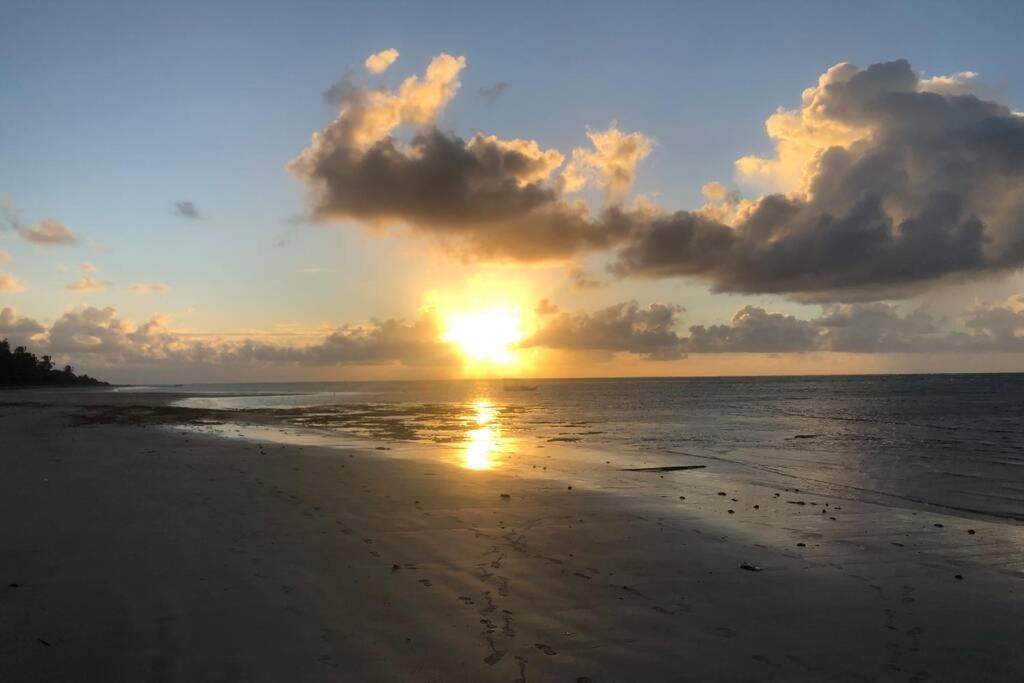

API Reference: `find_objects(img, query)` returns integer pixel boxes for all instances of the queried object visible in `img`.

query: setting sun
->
[443,307,524,365]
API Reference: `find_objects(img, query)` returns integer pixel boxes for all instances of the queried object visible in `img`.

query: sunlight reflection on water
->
[463,399,501,470]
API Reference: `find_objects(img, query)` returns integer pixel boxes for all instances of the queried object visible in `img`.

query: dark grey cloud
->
[685,306,820,353]
[522,301,687,360]
[291,126,627,260]
[297,56,1024,300]
[175,201,201,220]
[611,60,1024,301]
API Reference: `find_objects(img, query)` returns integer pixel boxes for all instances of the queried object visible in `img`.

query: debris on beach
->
[739,562,763,572]
[620,465,706,472]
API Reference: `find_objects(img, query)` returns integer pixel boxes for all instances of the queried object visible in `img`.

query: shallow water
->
[144,374,1024,521]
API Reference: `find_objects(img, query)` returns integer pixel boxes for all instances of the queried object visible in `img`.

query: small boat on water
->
[503,382,538,392]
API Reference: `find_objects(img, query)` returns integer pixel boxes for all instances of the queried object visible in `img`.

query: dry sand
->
[1,390,1022,682]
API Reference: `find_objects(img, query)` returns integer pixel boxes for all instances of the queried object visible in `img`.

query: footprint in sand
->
[535,643,558,655]
[419,579,433,587]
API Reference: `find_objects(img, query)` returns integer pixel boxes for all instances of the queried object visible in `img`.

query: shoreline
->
[1,390,1022,681]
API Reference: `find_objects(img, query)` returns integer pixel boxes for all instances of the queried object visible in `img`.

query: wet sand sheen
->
[1,391,1023,681]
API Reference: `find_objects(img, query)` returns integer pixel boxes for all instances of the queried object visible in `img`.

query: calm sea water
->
[128,374,1024,522]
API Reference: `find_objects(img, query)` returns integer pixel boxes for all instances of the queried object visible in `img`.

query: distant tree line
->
[0,338,108,386]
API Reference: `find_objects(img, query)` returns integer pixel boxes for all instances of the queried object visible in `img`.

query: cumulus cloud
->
[522,301,687,360]
[364,48,399,74]
[175,201,201,219]
[19,219,78,246]
[0,307,45,346]
[612,59,1024,300]
[66,276,111,292]
[562,124,654,202]
[685,306,821,353]
[293,55,1024,301]
[683,299,1024,354]
[28,306,457,371]
[128,283,170,294]
[290,53,643,261]
[0,273,25,292]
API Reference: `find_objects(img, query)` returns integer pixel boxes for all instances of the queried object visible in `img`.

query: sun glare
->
[443,307,524,365]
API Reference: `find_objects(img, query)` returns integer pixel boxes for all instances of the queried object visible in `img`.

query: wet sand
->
[1,390,1022,682]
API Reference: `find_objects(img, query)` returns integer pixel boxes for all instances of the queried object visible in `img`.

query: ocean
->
[122,374,1024,522]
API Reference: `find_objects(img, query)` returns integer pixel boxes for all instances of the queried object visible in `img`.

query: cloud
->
[568,265,604,290]
[0,273,25,292]
[175,201,201,219]
[685,306,820,353]
[128,283,170,294]
[562,124,654,202]
[523,301,687,360]
[611,59,1024,300]
[80,262,98,273]
[0,307,45,346]
[31,306,457,371]
[478,81,508,104]
[66,276,111,292]
[0,251,9,266]
[19,219,78,246]
[365,48,399,74]
[291,54,649,261]
[535,298,560,316]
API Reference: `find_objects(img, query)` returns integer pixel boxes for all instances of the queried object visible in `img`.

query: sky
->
[3,0,1024,382]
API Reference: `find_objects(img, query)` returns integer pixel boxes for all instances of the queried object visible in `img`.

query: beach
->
[2,386,1023,682]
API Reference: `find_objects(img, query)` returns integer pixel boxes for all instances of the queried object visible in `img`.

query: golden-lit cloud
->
[735,63,870,193]
[364,48,399,74]
[66,276,111,292]
[128,283,171,294]
[293,55,1024,302]
[20,218,79,246]
[562,124,654,202]
[0,272,25,292]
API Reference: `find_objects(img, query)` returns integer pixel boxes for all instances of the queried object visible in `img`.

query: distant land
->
[0,339,108,387]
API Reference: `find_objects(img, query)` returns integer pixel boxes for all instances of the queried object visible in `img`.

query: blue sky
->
[2,1,1024,380]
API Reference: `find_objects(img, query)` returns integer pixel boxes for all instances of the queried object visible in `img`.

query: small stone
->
[739,562,762,572]
[967,529,976,535]
[727,509,735,514]
[954,574,964,581]
[796,542,806,547]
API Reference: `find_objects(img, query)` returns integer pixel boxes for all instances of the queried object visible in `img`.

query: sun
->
[443,307,524,365]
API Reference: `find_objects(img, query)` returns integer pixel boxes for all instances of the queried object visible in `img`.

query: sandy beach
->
[2,389,1022,682]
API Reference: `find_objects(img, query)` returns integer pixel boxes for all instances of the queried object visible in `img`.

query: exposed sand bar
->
[1,390,1023,681]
